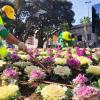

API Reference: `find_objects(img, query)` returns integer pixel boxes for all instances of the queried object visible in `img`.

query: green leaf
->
[65,89,73,99]
[35,84,47,94]
[98,79,100,88]
[91,82,99,88]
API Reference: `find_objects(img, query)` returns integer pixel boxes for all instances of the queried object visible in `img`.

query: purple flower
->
[41,57,54,64]
[10,53,20,60]
[29,70,45,81]
[3,68,17,78]
[67,58,80,69]
[27,48,33,52]
[87,56,93,60]
[73,74,88,85]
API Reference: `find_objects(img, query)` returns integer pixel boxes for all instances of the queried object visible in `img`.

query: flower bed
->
[0,47,100,99]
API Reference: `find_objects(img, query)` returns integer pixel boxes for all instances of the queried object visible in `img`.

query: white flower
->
[54,66,71,77]
[0,60,6,67]
[41,84,68,100]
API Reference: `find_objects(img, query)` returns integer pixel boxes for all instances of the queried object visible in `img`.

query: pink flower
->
[29,70,45,81]
[3,68,17,78]
[73,74,88,85]
[41,57,54,64]
[77,48,85,56]
[95,51,100,58]
[46,48,53,55]
[73,85,100,98]
[27,48,33,53]
[53,54,61,58]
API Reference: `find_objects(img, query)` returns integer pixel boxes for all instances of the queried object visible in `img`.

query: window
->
[77,35,82,41]
[87,34,91,40]
[92,5,100,34]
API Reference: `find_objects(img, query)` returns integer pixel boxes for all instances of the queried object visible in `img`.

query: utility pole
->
[85,1,91,17]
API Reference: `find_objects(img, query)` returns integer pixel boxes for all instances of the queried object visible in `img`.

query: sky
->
[70,0,100,25]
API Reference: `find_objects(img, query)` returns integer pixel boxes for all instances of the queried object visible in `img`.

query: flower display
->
[73,74,88,85]
[86,66,100,75]
[39,51,48,56]
[37,56,44,61]
[77,48,85,56]
[41,57,54,65]
[54,58,67,65]
[71,48,77,54]
[10,53,20,61]
[53,53,61,58]
[0,84,20,100]
[24,65,42,75]
[29,70,46,82]
[0,60,6,67]
[92,54,99,60]
[54,66,71,77]
[87,55,93,60]
[67,58,80,69]
[13,61,32,68]
[95,51,100,59]
[46,48,53,55]
[64,52,72,59]
[18,54,28,60]
[41,84,68,100]
[73,85,100,100]
[76,56,92,66]
[3,68,17,79]
[0,47,100,99]
[60,51,67,57]
[85,51,91,55]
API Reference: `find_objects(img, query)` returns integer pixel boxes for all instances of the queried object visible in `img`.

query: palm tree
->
[80,16,91,47]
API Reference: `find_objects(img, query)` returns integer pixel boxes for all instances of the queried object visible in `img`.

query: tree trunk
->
[84,25,88,47]
[37,38,44,48]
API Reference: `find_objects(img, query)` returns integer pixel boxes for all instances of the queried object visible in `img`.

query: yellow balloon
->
[0,47,8,58]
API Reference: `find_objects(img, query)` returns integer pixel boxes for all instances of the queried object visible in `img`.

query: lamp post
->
[85,1,92,17]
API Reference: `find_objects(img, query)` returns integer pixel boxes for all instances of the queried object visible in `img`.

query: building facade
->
[70,24,97,47]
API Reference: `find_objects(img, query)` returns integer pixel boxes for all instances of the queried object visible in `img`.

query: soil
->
[19,82,43,100]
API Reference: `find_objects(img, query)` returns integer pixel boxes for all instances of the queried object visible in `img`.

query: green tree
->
[59,22,69,31]
[2,0,75,48]
[24,0,75,48]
